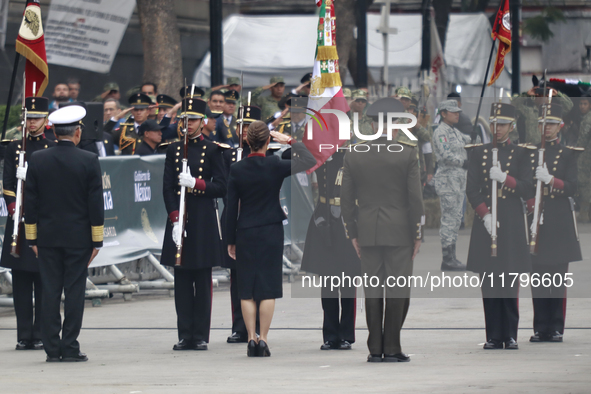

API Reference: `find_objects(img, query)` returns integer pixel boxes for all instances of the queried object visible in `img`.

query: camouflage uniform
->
[348,89,373,143]
[511,92,573,144]
[576,110,591,220]
[396,124,432,181]
[252,76,284,121]
[432,105,470,251]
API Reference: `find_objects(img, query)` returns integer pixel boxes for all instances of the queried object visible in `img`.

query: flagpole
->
[471,1,504,143]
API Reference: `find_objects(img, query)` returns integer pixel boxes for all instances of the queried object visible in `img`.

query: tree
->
[137,0,184,99]
[334,0,356,86]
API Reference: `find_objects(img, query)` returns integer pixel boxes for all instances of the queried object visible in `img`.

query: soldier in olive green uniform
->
[397,98,433,185]
[251,76,286,121]
[576,94,591,221]
[394,87,412,111]
[348,90,373,141]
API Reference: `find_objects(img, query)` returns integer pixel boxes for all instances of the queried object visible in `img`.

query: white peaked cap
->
[48,105,86,126]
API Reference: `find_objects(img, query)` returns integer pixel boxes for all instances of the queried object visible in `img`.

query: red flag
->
[488,0,511,86]
[16,0,48,97]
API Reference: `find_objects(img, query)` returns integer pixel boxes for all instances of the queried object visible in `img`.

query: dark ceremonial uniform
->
[161,96,226,347]
[215,90,240,147]
[157,94,180,141]
[301,150,361,349]
[102,131,115,156]
[25,105,104,361]
[341,98,424,361]
[134,140,167,156]
[466,111,534,347]
[105,93,153,155]
[528,105,583,341]
[1,128,54,349]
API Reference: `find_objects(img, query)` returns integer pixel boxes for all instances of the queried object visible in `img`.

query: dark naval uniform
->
[1,109,55,349]
[528,104,583,342]
[25,105,104,361]
[301,150,361,349]
[105,93,153,155]
[466,104,535,349]
[161,96,226,349]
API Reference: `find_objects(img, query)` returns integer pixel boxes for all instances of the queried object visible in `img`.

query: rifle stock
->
[11,75,27,258]
[175,81,191,266]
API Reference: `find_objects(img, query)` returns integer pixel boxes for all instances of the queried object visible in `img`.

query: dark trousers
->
[174,267,212,343]
[38,247,91,358]
[11,270,43,342]
[480,274,520,342]
[361,245,413,355]
[531,263,568,334]
[230,269,246,335]
[321,285,356,343]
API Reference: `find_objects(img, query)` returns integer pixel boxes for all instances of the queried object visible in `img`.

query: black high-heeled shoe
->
[247,340,258,357]
[257,340,271,357]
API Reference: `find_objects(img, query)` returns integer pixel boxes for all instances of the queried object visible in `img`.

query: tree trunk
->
[137,0,184,99]
[335,0,356,86]
[432,0,453,52]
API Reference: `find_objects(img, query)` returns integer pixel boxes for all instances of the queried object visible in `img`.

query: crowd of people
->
[0,70,589,364]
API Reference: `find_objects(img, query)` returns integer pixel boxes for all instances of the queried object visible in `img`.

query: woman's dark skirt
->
[236,222,284,301]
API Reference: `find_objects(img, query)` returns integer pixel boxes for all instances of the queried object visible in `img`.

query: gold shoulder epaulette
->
[566,146,585,152]
[464,143,483,149]
[159,142,173,148]
[518,143,537,149]
[1,139,16,144]
[398,140,417,147]
[212,141,232,149]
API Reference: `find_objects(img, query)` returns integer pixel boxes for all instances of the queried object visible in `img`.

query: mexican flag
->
[16,0,49,96]
[488,0,511,86]
[303,0,350,174]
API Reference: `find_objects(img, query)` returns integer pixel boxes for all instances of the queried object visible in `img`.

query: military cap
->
[270,76,285,85]
[366,97,405,122]
[179,84,205,100]
[227,77,240,86]
[138,119,165,136]
[224,90,240,103]
[25,97,49,118]
[538,103,563,124]
[286,95,307,110]
[351,89,368,101]
[300,72,313,84]
[395,86,412,99]
[342,88,352,98]
[48,105,86,127]
[103,82,119,92]
[181,97,206,119]
[438,100,462,113]
[128,93,153,109]
[156,94,177,108]
[240,105,262,124]
[489,102,516,124]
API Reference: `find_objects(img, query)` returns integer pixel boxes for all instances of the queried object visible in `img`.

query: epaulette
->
[1,139,16,145]
[268,142,282,151]
[159,141,173,149]
[566,146,585,152]
[212,141,232,149]
[398,140,417,147]
[464,143,483,149]
[518,143,537,150]
[348,140,367,147]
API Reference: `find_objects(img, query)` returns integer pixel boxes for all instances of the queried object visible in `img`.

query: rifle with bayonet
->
[237,72,245,161]
[489,88,503,257]
[175,80,192,266]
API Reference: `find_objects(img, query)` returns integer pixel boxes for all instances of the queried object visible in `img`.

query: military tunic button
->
[482,162,486,166]
[177,191,181,195]
[176,168,179,171]
[175,159,178,163]
[553,161,558,165]
[483,155,487,159]
[200,159,204,163]
[553,168,557,171]
[232,158,236,162]
[484,149,488,153]
[176,152,180,156]
[44,145,48,148]
[506,163,511,166]
[483,170,486,173]
[202,152,205,156]
[199,168,203,172]
[508,156,512,160]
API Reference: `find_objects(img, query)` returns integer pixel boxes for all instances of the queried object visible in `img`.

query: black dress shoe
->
[504,338,519,350]
[257,340,271,357]
[15,340,30,350]
[46,356,61,362]
[383,353,410,362]
[320,340,339,350]
[483,339,503,349]
[193,340,208,351]
[173,339,193,351]
[530,332,550,342]
[62,352,88,362]
[30,340,44,350]
[227,332,248,343]
[338,340,352,350]
[247,340,258,357]
[367,354,382,363]
[548,331,563,342]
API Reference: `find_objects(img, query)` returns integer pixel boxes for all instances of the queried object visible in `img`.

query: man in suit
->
[24,105,104,362]
[1,96,55,351]
[341,97,424,363]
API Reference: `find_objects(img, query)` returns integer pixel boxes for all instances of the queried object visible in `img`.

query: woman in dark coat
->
[226,121,315,357]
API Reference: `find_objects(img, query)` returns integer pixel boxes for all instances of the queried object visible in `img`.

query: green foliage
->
[0,106,23,131]
[523,7,566,42]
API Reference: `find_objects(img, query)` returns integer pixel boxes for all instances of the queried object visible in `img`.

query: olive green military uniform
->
[252,76,284,121]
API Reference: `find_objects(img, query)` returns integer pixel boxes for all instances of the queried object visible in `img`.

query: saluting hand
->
[115,107,133,121]
[270,131,292,145]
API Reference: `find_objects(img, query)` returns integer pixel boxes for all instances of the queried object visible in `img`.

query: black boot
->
[440,245,466,271]
[449,244,466,271]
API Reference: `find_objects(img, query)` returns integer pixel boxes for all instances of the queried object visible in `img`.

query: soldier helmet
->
[25,97,49,118]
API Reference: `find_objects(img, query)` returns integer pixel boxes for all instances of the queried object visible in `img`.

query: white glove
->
[16,163,27,181]
[179,169,196,188]
[482,213,499,235]
[172,222,182,246]
[489,164,507,183]
[536,164,553,184]
[530,213,544,233]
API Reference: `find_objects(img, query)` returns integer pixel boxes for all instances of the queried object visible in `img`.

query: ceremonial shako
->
[224,90,239,103]
[157,94,177,109]
[25,97,48,118]
[180,85,205,99]
[128,93,153,109]
[538,103,563,123]
[241,105,262,124]
[489,102,516,124]
[181,97,206,119]
[366,97,404,122]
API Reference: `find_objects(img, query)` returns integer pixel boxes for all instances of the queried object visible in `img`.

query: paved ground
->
[0,228,590,393]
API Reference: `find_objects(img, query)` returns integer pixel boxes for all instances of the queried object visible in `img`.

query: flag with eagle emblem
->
[16,0,48,96]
